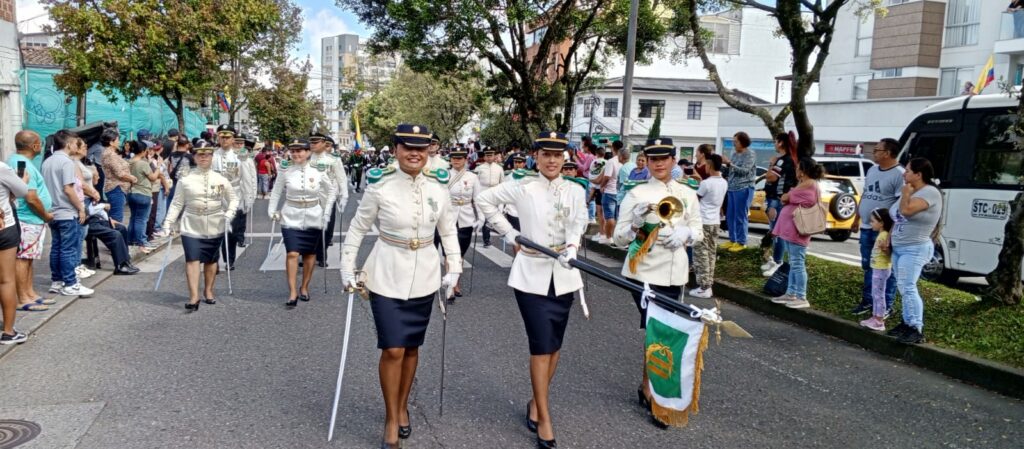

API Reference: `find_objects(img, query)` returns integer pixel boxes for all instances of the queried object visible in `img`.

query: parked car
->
[749,174,860,242]
[815,155,875,194]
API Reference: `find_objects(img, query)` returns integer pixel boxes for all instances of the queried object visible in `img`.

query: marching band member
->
[445,147,482,298]
[475,147,504,247]
[212,125,255,269]
[235,134,258,248]
[476,131,588,449]
[308,132,349,267]
[162,146,239,310]
[502,153,528,231]
[268,139,336,307]
[427,134,450,171]
[561,160,578,178]
[340,124,461,449]
[612,137,703,425]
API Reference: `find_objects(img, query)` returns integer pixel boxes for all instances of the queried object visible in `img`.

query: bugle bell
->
[648,196,684,227]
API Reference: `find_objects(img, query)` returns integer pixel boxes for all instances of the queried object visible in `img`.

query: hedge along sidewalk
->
[583,240,1024,400]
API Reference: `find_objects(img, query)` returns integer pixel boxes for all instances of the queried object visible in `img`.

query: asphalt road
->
[0,192,1021,449]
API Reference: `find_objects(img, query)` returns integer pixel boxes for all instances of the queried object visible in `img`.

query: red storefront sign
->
[825,143,859,155]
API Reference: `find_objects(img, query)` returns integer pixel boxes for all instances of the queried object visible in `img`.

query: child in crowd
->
[860,208,894,331]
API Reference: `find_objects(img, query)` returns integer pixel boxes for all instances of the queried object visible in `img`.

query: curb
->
[582,239,1024,401]
[0,237,174,361]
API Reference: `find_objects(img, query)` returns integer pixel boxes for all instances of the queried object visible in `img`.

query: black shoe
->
[317,260,328,268]
[482,242,491,248]
[299,293,310,302]
[850,303,872,315]
[237,241,247,248]
[446,296,455,305]
[454,290,463,297]
[380,441,399,449]
[203,298,217,305]
[637,387,651,409]
[0,330,27,345]
[114,262,140,275]
[897,327,925,344]
[649,415,669,430]
[298,261,303,267]
[398,409,411,439]
[536,435,557,449]
[285,298,298,307]
[526,400,538,433]
[185,301,200,311]
[228,265,236,271]
[886,322,911,338]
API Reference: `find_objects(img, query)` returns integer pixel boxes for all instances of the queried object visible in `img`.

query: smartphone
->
[16,161,26,178]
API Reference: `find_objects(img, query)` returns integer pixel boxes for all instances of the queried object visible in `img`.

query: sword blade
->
[154,236,173,291]
[438,289,447,417]
[327,291,356,441]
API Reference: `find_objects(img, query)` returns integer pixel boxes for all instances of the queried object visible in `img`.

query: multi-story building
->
[820,0,1023,101]
[320,34,400,149]
[0,0,22,159]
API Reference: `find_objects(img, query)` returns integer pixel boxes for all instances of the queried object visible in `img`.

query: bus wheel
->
[922,247,959,286]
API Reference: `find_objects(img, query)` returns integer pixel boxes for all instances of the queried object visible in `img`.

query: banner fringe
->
[650,325,709,427]
[628,226,660,273]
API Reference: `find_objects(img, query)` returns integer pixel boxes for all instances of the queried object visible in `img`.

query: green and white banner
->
[644,302,709,427]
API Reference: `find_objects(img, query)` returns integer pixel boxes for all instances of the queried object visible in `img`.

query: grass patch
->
[715,248,1024,368]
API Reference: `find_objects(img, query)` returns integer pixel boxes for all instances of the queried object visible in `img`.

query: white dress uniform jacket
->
[448,168,482,229]
[212,148,244,212]
[267,162,338,230]
[476,175,589,296]
[310,151,350,211]
[236,151,257,213]
[476,162,504,189]
[428,154,450,172]
[612,177,704,286]
[341,168,463,300]
[163,168,240,239]
[502,171,520,218]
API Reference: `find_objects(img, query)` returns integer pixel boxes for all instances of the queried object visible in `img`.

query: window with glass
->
[939,67,975,96]
[879,68,903,78]
[638,100,665,118]
[582,99,594,118]
[604,99,618,117]
[945,0,980,47]
[687,101,703,120]
[702,22,738,55]
[856,14,874,57]
[853,74,872,100]
[973,113,1024,186]
[905,133,955,184]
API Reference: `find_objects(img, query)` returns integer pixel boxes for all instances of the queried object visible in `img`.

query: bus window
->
[974,113,1024,186]
[906,134,954,183]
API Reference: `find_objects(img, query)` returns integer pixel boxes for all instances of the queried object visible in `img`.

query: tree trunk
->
[984,191,1024,305]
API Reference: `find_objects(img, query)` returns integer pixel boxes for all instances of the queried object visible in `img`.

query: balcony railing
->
[1000,11,1024,40]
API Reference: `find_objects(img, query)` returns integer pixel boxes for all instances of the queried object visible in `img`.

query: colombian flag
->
[217,91,231,112]
[974,55,995,94]
[353,109,362,150]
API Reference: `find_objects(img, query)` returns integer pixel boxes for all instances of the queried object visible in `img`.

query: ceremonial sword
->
[224,224,233,295]
[263,218,277,273]
[327,274,361,442]
[154,234,173,291]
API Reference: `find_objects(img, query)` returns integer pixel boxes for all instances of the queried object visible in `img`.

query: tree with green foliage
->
[668,0,884,157]
[45,0,286,131]
[248,63,324,144]
[337,0,667,138]
[352,68,487,146]
[647,108,662,139]
[479,106,533,150]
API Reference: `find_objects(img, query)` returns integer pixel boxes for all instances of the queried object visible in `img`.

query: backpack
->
[762,262,790,297]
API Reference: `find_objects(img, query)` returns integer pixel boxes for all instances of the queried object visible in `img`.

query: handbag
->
[793,185,827,236]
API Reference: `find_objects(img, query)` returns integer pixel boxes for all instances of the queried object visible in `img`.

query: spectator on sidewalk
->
[42,130,94,298]
[762,132,800,277]
[166,136,194,207]
[86,202,139,275]
[128,142,160,253]
[149,144,172,240]
[770,157,825,310]
[8,131,53,313]
[615,142,635,208]
[691,144,715,181]
[851,138,903,315]
[593,145,625,242]
[0,158,31,345]
[722,131,757,252]
[690,154,727,298]
[628,154,649,181]
[70,137,100,281]
[101,128,136,222]
[860,208,894,332]
[887,158,943,345]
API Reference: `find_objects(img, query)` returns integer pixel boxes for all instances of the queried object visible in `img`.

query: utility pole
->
[619,0,640,145]
[586,93,600,138]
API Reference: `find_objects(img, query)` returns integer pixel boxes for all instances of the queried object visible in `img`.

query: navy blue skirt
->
[181,235,223,263]
[514,282,574,355]
[369,291,434,349]
[282,227,322,255]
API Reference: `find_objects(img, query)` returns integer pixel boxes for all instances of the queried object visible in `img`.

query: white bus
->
[898,94,1023,284]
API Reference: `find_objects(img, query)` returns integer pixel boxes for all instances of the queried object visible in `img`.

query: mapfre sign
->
[824,143,860,155]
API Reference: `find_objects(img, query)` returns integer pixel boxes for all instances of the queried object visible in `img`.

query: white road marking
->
[809,252,859,267]
[258,243,342,271]
[471,244,514,268]
[138,241,249,272]
[827,251,862,262]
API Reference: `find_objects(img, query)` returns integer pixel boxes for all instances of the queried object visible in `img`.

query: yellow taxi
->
[749,174,860,242]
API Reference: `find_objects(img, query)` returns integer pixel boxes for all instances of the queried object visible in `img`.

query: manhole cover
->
[0,420,41,449]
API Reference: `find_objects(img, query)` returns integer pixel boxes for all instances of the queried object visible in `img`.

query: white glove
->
[502,230,520,247]
[473,219,485,231]
[341,270,357,289]
[270,212,281,222]
[557,246,577,270]
[441,272,460,289]
[337,202,346,214]
[631,202,651,228]
[224,212,235,223]
[661,225,692,251]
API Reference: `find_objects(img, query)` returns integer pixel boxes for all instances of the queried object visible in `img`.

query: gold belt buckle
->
[409,238,420,250]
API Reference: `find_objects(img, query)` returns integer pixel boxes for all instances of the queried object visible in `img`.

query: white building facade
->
[320,34,400,149]
[0,0,22,159]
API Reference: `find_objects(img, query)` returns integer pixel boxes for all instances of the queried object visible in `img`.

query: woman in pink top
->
[770,157,825,309]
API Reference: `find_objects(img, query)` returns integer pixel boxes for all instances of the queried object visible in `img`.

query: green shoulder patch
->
[674,176,700,190]
[367,166,395,184]
[562,175,589,190]
[621,179,645,192]
[512,168,537,180]
[423,168,450,184]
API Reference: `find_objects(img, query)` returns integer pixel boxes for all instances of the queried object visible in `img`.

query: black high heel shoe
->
[185,300,200,311]
[398,409,411,439]
[536,435,557,449]
[637,387,651,409]
[526,399,538,433]
[203,298,216,305]
[379,440,400,449]
[299,293,310,302]
[285,298,298,307]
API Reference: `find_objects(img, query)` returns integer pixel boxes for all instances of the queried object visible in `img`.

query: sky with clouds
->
[15,0,369,93]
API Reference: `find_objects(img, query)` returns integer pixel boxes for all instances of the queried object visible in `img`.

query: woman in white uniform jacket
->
[340,124,461,449]
[267,139,336,307]
[476,131,588,449]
